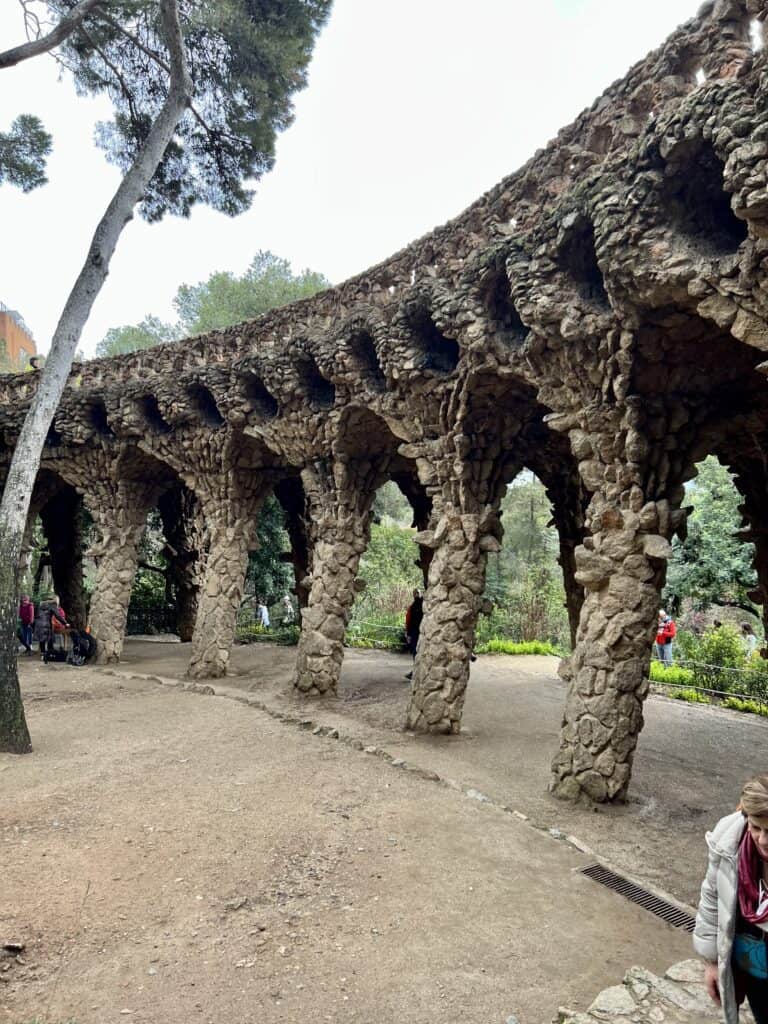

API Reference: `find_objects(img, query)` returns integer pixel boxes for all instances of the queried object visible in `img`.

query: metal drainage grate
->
[580,863,696,932]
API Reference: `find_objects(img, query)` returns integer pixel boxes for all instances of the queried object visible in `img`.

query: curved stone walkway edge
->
[99,665,713,1023]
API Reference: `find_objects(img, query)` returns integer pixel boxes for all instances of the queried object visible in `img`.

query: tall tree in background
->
[0,0,332,753]
[175,250,330,336]
[95,315,178,358]
[665,455,756,614]
[96,250,330,356]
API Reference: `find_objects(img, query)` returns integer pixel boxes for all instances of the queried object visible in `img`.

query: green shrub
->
[649,662,695,686]
[668,688,711,704]
[476,638,557,656]
[236,624,299,646]
[345,619,406,651]
[722,696,768,717]
[698,624,746,670]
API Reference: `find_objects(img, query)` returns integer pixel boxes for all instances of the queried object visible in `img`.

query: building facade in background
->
[0,302,37,369]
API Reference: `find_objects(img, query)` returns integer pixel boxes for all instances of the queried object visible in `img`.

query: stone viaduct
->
[2,0,768,803]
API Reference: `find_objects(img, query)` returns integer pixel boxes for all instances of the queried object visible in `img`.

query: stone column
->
[40,488,87,629]
[186,494,261,679]
[401,432,507,735]
[158,486,201,643]
[548,419,687,802]
[293,459,376,697]
[406,504,501,733]
[274,476,311,611]
[545,475,587,650]
[87,480,159,663]
[136,429,269,679]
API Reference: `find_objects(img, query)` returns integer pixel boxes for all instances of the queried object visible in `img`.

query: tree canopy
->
[3,0,333,219]
[664,455,756,613]
[95,250,330,357]
[95,314,178,358]
[0,0,332,754]
[174,250,330,336]
[0,114,52,192]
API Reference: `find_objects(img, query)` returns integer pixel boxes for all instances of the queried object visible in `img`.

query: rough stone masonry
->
[3,0,768,804]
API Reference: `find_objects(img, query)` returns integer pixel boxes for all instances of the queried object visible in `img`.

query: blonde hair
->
[740,775,768,818]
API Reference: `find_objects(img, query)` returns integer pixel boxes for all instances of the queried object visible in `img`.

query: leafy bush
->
[668,688,711,704]
[722,696,768,718]
[476,638,557,656]
[353,523,422,621]
[345,619,406,651]
[236,623,299,646]
[649,662,695,686]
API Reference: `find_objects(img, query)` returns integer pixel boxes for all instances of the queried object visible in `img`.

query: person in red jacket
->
[655,609,676,666]
[17,595,35,655]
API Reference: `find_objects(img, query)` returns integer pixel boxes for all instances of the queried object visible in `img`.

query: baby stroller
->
[66,628,96,666]
[44,626,96,666]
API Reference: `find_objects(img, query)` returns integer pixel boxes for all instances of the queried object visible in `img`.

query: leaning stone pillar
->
[158,486,201,643]
[550,479,683,802]
[135,430,268,679]
[293,460,375,697]
[87,481,159,663]
[186,497,260,679]
[406,504,500,734]
[400,432,505,735]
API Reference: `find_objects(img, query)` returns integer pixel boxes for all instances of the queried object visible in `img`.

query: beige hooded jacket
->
[693,810,750,1024]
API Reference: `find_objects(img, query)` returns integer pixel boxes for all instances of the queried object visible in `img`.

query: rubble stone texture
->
[3,0,768,799]
[553,958,753,1023]
[293,459,381,696]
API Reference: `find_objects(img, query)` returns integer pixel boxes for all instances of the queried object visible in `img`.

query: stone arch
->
[660,136,748,255]
[293,348,335,409]
[476,253,528,344]
[555,212,609,307]
[399,294,460,375]
[86,398,116,439]
[237,367,280,420]
[186,382,225,428]
[342,320,387,392]
[135,393,172,435]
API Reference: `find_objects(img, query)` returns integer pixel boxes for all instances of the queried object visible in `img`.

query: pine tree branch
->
[96,10,244,144]
[0,0,105,69]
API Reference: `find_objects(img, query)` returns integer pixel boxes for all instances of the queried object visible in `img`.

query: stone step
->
[553,959,754,1023]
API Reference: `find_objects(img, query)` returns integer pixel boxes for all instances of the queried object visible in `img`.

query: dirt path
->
[2,653,695,1024]
[112,640,768,905]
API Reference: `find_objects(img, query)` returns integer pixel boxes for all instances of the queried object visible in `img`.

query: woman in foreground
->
[694,774,768,1022]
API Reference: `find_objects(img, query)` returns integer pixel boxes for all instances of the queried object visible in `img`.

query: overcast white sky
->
[0,0,699,356]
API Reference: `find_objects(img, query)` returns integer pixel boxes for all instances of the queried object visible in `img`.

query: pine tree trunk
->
[0,0,190,752]
[0,526,31,752]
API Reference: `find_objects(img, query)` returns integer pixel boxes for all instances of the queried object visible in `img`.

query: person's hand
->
[704,961,720,1005]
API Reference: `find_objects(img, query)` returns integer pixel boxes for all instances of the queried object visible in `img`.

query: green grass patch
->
[667,687,711,704]
[475,638,557,656]
[649,662,695,686]
[722,696,768,717]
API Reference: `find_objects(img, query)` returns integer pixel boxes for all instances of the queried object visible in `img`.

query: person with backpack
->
[17,595,35,655]
[655,608,676,666]
[33,593,70,663]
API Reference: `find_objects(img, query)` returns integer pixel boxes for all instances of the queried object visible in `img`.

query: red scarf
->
[738,827,768,925]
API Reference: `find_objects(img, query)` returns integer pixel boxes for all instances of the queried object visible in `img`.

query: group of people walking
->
[17,593,71,661]
[252,594,295,629]
[654,611,762,665]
